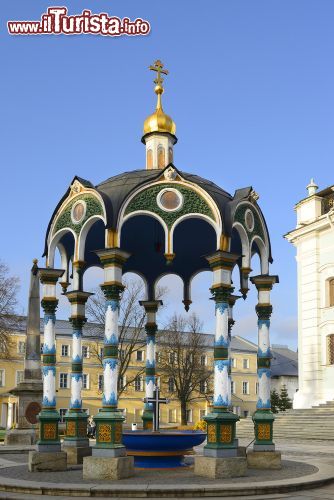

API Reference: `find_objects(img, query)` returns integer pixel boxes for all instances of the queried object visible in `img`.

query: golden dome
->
[143,60,176,137]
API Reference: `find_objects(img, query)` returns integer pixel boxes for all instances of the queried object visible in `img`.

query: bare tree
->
[0,261,20,358]
[86,278,166,397]
[157,313,213,425]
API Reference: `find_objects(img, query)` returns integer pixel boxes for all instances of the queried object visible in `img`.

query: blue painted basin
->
[123,430,206,469]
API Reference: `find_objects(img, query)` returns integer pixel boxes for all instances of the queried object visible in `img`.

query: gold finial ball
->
[154,84,164,95]
[33,258,38,265]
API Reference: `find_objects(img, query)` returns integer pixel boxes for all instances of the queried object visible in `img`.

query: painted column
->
[139,300,162,430]
[37,268,64,452]
[93,248,130,458]
[63,290,92,450]
[203,251,240,458]
[250,275,279,451]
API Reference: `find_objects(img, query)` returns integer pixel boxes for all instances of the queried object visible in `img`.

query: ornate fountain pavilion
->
[33,61,279,476]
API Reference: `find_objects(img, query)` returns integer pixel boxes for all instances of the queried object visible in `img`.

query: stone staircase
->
[236,401,334,441]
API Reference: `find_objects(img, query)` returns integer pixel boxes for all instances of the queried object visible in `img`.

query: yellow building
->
[0,319,260,429]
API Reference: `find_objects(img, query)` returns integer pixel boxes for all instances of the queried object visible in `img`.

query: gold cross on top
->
[149,60,169,87]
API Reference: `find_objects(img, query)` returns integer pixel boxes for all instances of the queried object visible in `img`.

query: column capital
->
[64,290,93,304]
[100,283,124,300]
[41,298,58,314]
[206,251,240,270]
[139,300,163,312]
[255,304,273,320]
[250,274,279,290]
[210,284,234,302]
[38,267,65,284]
[94,248,131,268]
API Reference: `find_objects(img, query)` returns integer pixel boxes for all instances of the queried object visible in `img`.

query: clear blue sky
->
[1,1,334,349]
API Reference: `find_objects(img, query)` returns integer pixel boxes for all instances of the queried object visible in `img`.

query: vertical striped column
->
[250,275,279,451]
[204,251,240,458]
[93,249,130,458]
[139,300,162,430]
[64,291,92,448]
[37,268,64,452]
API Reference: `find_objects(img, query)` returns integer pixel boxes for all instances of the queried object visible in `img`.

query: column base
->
[63,445,92,465]
[142,408,153,431]
[28,450,67,472]
[83,455,134,480]
[94,407,125,451]
[252,410,275,448]
[247,450,281,469]
[203,410,239,454]
[92,446,126,458]
[5,429,37,446]
[37,408,61,449]
[194,455,247,478]
[64,409,88,444]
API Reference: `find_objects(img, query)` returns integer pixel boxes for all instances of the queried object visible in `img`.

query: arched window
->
[329,278,334,307]
[168,147,173,164]
[147,149,153,169]
[327,334,334,365]
[158,146,165,168]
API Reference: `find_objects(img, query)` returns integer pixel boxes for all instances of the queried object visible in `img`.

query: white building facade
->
[286,180,334,409]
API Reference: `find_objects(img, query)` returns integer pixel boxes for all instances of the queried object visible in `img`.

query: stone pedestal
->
[83,456,134,480]
[194,455,247,479]
[63,445,92,465]
[247,450,282,469]
[5,429,37,446]
[28,451,67,472]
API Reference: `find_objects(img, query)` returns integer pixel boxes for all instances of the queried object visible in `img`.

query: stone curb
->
[0,459,332,497]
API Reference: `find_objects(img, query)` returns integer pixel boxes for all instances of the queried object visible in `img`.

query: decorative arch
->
[77,215,106,262]
[232,222,250,268]
[119,211,168,251]
[170,213,221,253]
[250,235,269,274]
[123,271,149,301]
[48,228,76,268]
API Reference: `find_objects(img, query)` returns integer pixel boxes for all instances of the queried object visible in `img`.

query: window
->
[231,358,237,368]
[168,409,177,423]
[119,408,127,423]
[200,355,207,366]
[327,334,334,365]
[231,380,235,395]
[233,406,241,416]
[18,341,25,354]
[134,376,143,392]
[119,375,127,391]
[199,409,206,420]
[16,371,24,385]
[243,359,249,369]
[244,410,249,418]
[186,409,193,423]
[169,352,175,364]
[329,278,334,307]
[99,347,104,359]
[199,380,207,394]
[136,351,144,362]
[82,346,89,358]
[119,349,125,360]
[98,374,103,391]
[155,351,161,363]
[242,381,249,395]
[158,146,165,168]
[59,373,69,389]
[61,345,69,357]
[59,409,67,423]
[255,382,259,395]
[40,343,44,354]
[168,377,175,392]
[147,149,153,169]
[83,374,89,390]
[0,370,5,387]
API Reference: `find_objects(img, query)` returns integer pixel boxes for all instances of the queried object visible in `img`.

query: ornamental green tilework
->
[124,183,215,228]
[54,195,104,235]
[234,204,265,242]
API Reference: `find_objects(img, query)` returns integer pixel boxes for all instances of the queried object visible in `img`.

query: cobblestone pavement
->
[0,439,333,498]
